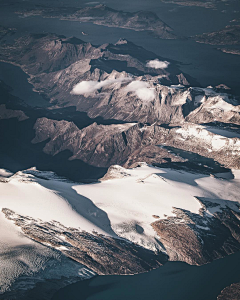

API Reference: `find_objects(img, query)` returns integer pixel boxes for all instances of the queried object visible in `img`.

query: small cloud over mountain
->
[71,78,130,95]
[125,81,155,101]
[146,59,170,69]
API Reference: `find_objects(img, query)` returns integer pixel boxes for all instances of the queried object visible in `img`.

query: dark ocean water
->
[0,62,49,107]
[52,251,240,300]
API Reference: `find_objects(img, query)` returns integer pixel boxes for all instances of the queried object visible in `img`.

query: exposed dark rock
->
[158,0,215,8]
[0,33,194,120]
[0,96,238,182]
[0,33,239,180]
[32,118,143,168]
[151,197,240,265]
[2,208,167,275]
[218,48,240,56]
[194,25,240,45]
[26,116,240,171]
[123,144,185,168]
[2,33,239,127]
[0,34,101,75]
[218,283,240,300]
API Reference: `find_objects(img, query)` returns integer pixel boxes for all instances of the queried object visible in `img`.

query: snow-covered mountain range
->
[0,24,240,300]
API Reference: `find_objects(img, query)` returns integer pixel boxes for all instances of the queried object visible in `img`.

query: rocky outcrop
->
[0,34,177,77]
[2,33,239,126]
[169,124,240,169]
[2,208,167,275]
[17,4,176,39]
[185,90,240,125]
[31,117,240,170]
[159,0,215,8]
[1,32,239,180]
[194,25,240,45]
[0,104,28,121]
[123,145,185,168]
[0,33,194,119]
[0,34,101,75]
[32,118,142,167]
[218,48,240,56]
[218,283,240,300]
[151,197,240,265]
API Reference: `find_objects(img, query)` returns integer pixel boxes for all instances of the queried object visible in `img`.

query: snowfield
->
[1,164,240,293]
[176,124,240,151]
[74,164,240,249]
[0,170,110,235]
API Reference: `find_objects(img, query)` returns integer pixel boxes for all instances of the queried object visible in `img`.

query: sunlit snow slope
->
[1,164,240,249]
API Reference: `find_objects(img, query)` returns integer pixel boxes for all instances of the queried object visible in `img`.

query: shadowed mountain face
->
[152,197,240,265]
[0,85,107,181]
[1,97,239,182]
[0,112,107,182]
[3,208,167,275]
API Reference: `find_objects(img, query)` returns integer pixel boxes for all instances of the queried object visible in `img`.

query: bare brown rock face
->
[0,33,196,123]
[32,118,143,167]
[151,198,240,265]
[0,32,239,180]
[123,145,185,168]
[218,283,240,300]
[0,5,240,299]
[2,208,167,275]
[1,33,239,126]
[0,34,101,75]
[31,117,240,170]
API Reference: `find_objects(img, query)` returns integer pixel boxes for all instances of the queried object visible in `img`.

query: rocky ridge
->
[0,33,240,176]
[2,167,240,269]
[2,208,167,275]
[218,48,240,56]
[194,25,240,45]
[16,4,176,39]
[217,283,240,300]
[152,197,240,265]
[31,117,240,169]
[1,33,239,125]
[159,0,216,8]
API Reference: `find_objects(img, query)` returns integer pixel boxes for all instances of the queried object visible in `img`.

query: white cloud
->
[146,59,170,69]
[125,81,155,101]
[71,78,155,101]
[71,78,130,95]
